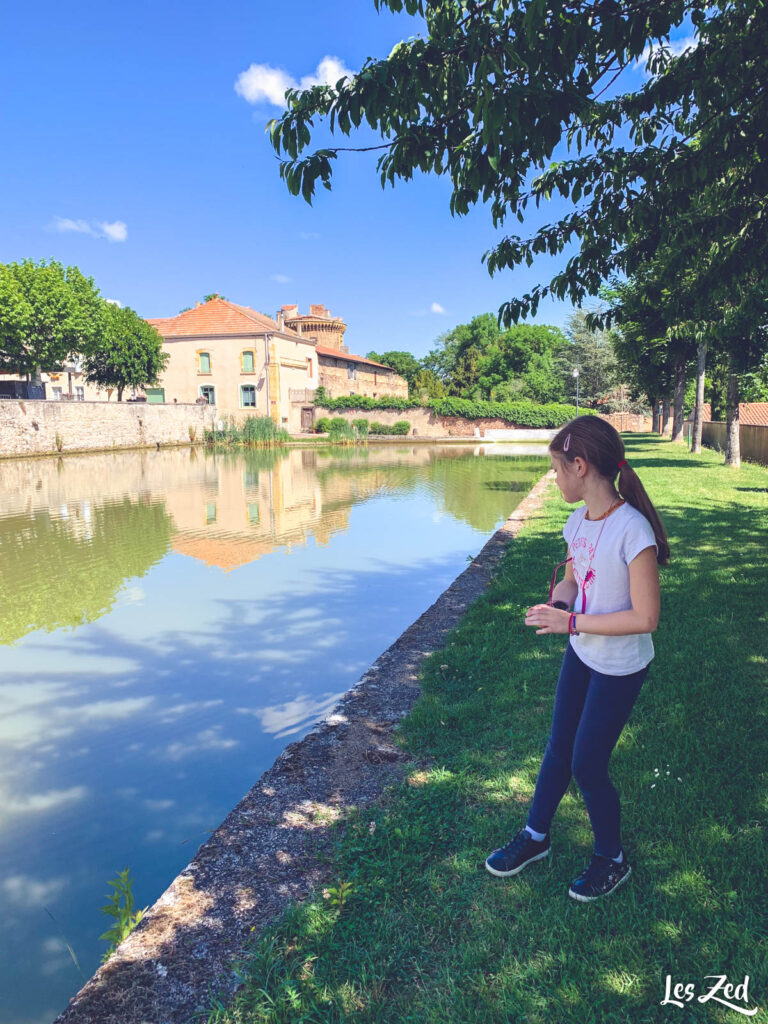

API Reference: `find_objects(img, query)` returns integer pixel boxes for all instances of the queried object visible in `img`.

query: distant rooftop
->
[147,296,295,338]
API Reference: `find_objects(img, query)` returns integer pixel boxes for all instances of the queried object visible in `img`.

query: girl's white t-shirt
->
[562,501,658,676]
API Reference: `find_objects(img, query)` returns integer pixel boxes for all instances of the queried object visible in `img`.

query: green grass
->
[209,435,768,1024]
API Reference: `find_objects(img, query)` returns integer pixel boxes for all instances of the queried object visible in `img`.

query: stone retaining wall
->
[0,400,217,458]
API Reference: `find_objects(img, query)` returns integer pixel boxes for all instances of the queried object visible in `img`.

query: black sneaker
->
[568,851,632,902]
[485,827,551,877]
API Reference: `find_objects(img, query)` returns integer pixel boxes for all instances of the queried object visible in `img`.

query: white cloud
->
[2,874,66,908]
[298,56,353,92]
[163,727,238,761]
[0,787,87,820]
[635,35,697,75]
[431,302,446,314]
[299,231,320,240]
[105,298,122,307]
[271,273,292,284]
[99,220,128,242]
[51,217,96,236]
[50,216,127,242]
[235,55,354,108]
[235,64,295,106]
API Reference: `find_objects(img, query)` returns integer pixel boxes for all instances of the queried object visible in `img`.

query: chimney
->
[309,303,327,318]
[195,301,201,308]
[276,310,285,331]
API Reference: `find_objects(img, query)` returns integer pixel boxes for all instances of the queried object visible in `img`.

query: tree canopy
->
[0,259,104,375]
[83,303,169,401]
[366,348,423,389]
[267,0,768,329]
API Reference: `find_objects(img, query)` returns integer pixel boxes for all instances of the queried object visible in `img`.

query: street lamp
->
[573,367,580,415]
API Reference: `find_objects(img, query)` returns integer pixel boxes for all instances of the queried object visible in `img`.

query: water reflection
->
[0,444,548,1024]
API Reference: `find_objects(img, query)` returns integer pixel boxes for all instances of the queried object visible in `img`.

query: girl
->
[485,416,669,901]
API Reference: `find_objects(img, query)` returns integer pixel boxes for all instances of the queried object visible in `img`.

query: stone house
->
[280,304,409,402]
[0,296,409,431]
[147,297,319,431]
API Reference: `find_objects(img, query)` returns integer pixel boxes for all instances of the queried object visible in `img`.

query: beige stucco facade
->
[157,332,318,430]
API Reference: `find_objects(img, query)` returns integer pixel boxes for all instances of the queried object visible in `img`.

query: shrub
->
[426,397,591,427]
[205,415,290,448]
[316,393,588,427]
[314,393,419,412]
[327,419,357,445]
[314,417,333,433]
[352,418,370,437]
[241,415,291,446]
[368,420,411,435]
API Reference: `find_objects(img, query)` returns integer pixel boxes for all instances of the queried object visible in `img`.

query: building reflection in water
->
[0,444,550,644]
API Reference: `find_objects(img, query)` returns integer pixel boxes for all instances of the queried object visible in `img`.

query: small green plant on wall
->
[99,868,148,962]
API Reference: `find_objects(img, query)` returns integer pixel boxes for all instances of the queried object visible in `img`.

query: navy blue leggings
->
[526,642,649,858]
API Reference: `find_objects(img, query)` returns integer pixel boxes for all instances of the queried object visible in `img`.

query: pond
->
[0,442,549,1024]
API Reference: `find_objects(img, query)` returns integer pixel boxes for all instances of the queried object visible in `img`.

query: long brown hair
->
[549,416,670,566]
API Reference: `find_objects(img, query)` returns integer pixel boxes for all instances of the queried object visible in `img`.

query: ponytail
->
[550,415,670,566]
[616,462,670,566]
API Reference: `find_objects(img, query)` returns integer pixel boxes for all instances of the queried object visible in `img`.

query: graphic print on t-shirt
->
[570,534,597,601]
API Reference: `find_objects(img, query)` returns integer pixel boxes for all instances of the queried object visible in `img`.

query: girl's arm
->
[526,546,660,636]
[573,546,660,636]
[551,548,578,608]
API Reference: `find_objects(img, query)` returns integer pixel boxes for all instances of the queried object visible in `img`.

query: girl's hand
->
[525,604,571,635]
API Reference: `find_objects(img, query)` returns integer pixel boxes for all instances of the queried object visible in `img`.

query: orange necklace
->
[584,497,625,522]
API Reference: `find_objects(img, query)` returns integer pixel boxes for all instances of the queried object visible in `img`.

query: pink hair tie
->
[618,459,628,469]
[563,433,571,452]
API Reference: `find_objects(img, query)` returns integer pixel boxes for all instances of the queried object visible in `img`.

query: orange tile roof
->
[147,297,297,338]
[315,345,393,370]
[698,403,768,426]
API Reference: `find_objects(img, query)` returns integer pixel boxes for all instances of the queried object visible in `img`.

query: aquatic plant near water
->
[99,867,148,962]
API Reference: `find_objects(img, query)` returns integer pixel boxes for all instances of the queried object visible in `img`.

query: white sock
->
[525,825,547,841]
[611,849,624,863]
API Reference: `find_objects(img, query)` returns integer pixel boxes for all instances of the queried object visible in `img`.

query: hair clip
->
[563,433,571,452]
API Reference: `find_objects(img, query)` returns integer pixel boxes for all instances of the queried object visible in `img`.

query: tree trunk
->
[725,360,740,467]
[652,398,659,434]
[672,356,686,443]
[32,365,43,387]
[662,398,672,436]
[691,342,707,454]
[117,386,124,402]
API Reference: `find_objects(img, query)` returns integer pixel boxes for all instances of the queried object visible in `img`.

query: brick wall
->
[598,412,654,432]
[0,400,217,458]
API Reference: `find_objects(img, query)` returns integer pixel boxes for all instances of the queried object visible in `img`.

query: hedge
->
[369,420,411,435]
[315,394,591,428]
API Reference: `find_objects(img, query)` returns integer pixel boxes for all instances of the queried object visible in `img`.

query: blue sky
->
[0,0,694,359]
